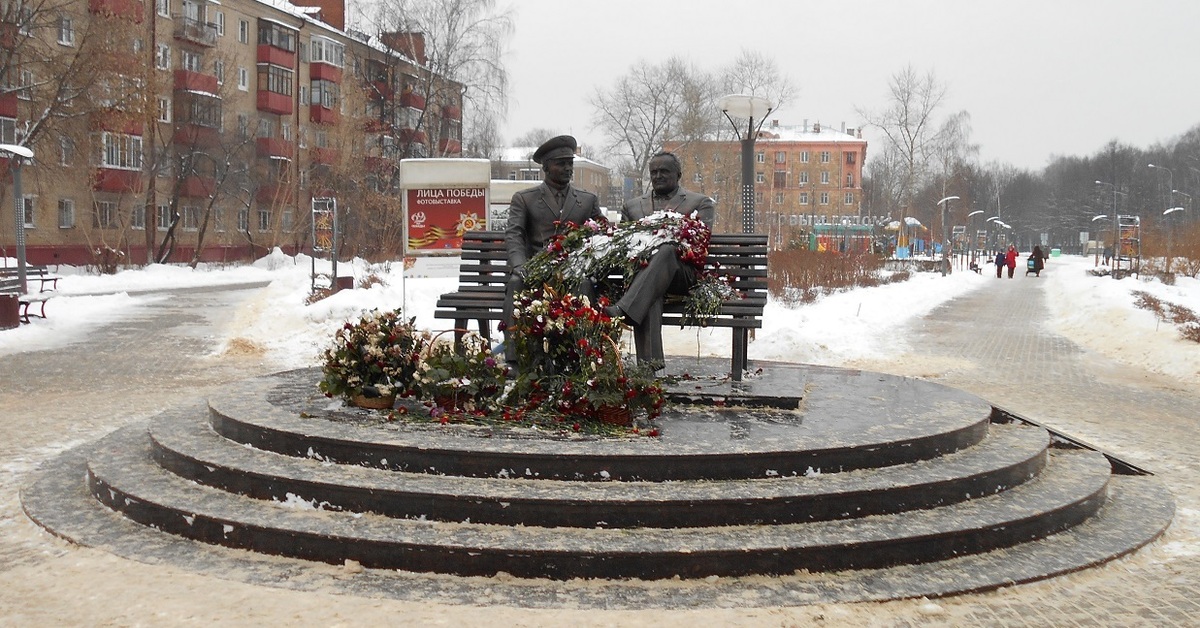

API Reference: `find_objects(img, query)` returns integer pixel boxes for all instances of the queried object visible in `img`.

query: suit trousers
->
[616,246,697,367]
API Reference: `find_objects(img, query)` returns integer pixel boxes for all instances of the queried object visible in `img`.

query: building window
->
[773,171,786,187]
[237,207,249,231]
[800,151,809,163]
[281,209,293,230]
[692,172,702,184]
[100,133,143,170]
[57,15,75,46]
[798,171,809,184]
[17,69,32,100]
[157,204,171,229]
[257,21,296,52]
[820,192,830,205]
[845,152,856,165]
[236,114,249,139]
[238,19,249,43]
[131,205,145,230]
[844,192,854,205]
[311,79,338,108]
[774,192,784,204]
[820,171,830,184]
[755,191,763,204]
[845,173,855,188]
[257,208,271,231]
[310,36,345,67]
[298,86,308,106]
[755,172,764,184]
[257,64,294,96]
[755,151,764,163]
[214,207,224,232]
[157,97,171,123]
[20,196,34,228]
[214,60,225,84]
[93,201,118,229]
[215,10,225,36]
[181,49,202,73]
[799,192,809,205]
[775,151,786,164]
[156,44,171,70]
[820,151,830,163]
[156,0,169,17]
[182,206,199,230]
[58,199,75,228]
[60,137,74,165]
[237,67,249,91]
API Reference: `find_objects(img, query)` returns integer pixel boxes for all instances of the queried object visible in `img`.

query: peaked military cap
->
[532,135,577,164]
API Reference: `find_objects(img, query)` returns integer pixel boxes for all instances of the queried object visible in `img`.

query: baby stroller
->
[1025,256,1038,276]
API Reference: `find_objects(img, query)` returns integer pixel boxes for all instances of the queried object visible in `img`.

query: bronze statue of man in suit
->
[606,151,716,369]
[503,135,603,360]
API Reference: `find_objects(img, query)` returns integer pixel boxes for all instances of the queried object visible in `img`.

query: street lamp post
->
[936,196,959,276]
[1094,180,1123,270]
[719,94,774,235]
[0,144,34,294]
[1148,164,1175,272]
[966,209,983,267]
[1164,206,1185,273]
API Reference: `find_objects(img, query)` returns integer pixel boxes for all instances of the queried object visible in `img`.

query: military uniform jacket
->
[505,182,603,270]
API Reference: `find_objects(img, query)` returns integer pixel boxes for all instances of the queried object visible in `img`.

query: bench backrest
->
[453,230,768,305]
[0,265,51,278]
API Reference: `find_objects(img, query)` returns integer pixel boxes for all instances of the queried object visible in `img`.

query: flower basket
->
[597,405,632,426]
[350,393,397,410]
[416,331,510,415]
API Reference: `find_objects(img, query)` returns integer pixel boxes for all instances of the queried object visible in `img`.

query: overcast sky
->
[498,0,1200,172]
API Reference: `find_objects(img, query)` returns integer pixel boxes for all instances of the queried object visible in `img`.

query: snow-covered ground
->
[2,252,1197,385]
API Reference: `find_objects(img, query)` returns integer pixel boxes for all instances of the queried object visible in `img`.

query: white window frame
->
[800,151,809,163]
[100,132,144,170]
[309,36,345,67]
[755,172,764,184]
[238,19,249,44]
[214,59,225,85]
[156,44,171,70]
[21,195,35,228]
[157,97,172,123]
[182,205,200,231]
[820,171,830,184]
[844,192,854,206]
[157,0,169,18]
[774,192,784,204]
[257,207,270,232]
[755,151,765,164]
[181,49,202,73]
[820,150,831,163]
[798,171,809,184]
[820,192,830,205]
[59,137,73,165]
[58,198,75,229]
[157,204,171,230]
[131,205,145,230]
[94,200,118,229]
[213,207,225,232]
[18,69,32,100]
[57,15,75,46]
[237,67,249,91]
[237,207,249,232]
[215,10,225,36]
[799,192,809,205]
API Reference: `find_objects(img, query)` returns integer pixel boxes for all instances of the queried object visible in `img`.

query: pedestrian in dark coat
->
[1030,245,1047,277]
[994,251,1005,278]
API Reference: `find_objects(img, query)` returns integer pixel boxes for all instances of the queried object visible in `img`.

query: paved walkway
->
[1,275,1198,626]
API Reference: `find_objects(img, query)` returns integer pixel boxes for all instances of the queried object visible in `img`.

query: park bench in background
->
[434,231,768,381]
[0,265,60,323]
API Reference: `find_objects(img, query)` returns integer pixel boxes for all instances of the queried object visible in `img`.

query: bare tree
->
[718,48,796,117]
[857,65,950,247]
[354,0,513,158]
[511,128,559,148]
[591,56,710,191]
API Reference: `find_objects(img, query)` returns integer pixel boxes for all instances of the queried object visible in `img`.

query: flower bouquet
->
[507,288,664,424]
[318,308,430,408]
[522,212,740,325]
[416,332,511,415]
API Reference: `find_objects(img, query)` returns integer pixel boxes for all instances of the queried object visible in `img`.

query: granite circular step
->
[150,405,1050,528]
[207,368,994,481]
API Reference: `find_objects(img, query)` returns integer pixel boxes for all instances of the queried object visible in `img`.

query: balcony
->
[365,156,395,174]
[310,105,338,125]
[173,16,218,47]
[256,91,292,115]
[0,93,16,118]
[398,128,426,145]
[310,63,342,83]
[311,147,338,166]
[368,80,393,101]
[442,104,461,120]
[255,182,293,205]
[88,0,144,22]
[438,138,462,155]
[179,175,217,198]
[364,119,391,133]
[90,115,143,135]
[174,69,218,94]
[94,168,143,193]
[172,125,220,149]
[399,91,425,110]
[257,44,295,68]
[256,137,295,160]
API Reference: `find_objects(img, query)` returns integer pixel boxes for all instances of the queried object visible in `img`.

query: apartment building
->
[0,0,462,266]
[665,121,870,239]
